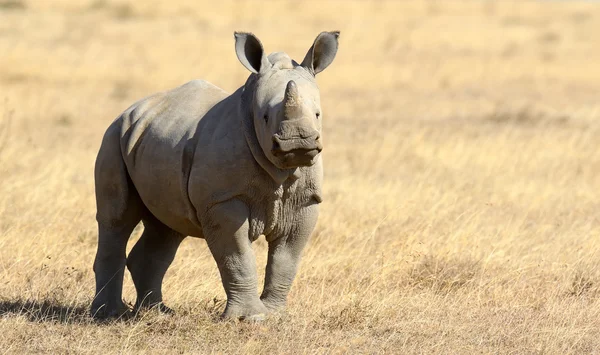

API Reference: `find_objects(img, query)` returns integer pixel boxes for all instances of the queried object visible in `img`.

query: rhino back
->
[118,80,230,236]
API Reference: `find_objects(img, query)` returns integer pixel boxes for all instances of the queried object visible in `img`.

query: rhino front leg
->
[204,199,267,321]
[261,204,318,312]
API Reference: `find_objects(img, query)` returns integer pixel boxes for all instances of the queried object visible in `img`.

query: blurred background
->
[1,0,599,353]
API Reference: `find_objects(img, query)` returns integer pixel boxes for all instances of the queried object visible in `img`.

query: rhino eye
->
[263,113,269,123]
[316,112,321,119]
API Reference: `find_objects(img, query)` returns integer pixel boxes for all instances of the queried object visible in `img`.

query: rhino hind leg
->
[91,225,138,320]
[127,217,185,314]
[91,121,145,320]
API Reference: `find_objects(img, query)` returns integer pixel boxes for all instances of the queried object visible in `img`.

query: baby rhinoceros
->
[91,31,340,321]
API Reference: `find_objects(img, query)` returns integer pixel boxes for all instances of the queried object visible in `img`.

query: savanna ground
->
[1,0,599,353]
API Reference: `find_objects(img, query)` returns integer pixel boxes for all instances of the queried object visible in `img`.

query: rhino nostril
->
[272,140,281,152]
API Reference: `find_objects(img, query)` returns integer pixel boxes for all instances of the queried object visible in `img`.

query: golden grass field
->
[1,0,600,353]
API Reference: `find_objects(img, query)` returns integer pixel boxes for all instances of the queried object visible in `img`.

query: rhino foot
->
[134,302,175,316]
[154,302,175,315]
[239,313,266,322]
[90,302,132,321]
[220,299,268,322]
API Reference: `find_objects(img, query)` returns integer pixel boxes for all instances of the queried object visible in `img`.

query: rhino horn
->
[283,80,302,120]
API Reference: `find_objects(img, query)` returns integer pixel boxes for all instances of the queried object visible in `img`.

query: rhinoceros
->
[91,31,339,320]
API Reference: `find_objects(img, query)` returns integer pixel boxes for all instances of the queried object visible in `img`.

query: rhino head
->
[235,31,339,170]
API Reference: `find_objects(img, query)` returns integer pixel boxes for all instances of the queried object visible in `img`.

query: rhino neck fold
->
[242,112,296,185]
[239,88,295,185]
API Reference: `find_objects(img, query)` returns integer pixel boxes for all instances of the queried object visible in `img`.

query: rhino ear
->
[234,32,271,74]
[301,31,340,75]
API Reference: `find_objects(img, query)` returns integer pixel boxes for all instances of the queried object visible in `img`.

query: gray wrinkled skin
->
[91,31,339,320]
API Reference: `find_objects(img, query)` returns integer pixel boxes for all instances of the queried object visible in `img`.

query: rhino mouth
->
[272,134,322,152]
[273,149,320,168]
[271,135,322,168]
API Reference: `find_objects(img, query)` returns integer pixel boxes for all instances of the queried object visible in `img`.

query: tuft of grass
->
[318,299,371,330]
[407,255,480,293]
[538,30,561,45]
[112,3,135,20]
[87,0,135,20]
[0,0,25,10]
[88,0,108,10]
[568,272,596,298]
[485,104,570,126]
[55,113,73,126]
[111,80,131,100]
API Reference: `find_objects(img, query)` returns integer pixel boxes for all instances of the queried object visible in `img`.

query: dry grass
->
[1,0,600,353]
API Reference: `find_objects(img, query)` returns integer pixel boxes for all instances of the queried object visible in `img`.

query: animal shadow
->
[0,299,89,324]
